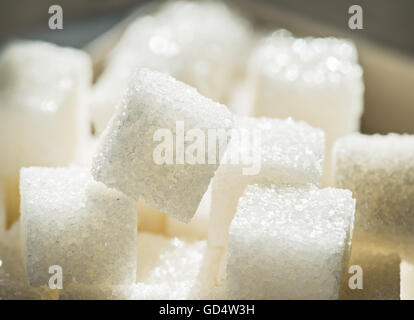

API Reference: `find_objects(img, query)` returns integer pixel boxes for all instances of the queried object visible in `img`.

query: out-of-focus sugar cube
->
[0,244,57,299]
[92,69,233,222]
[20,167,138,287]
[0,186,5,241]
[333,133,414,262]
[90,1,251,134]
[138,198,166,234]
[248,32,364,185]
[60,232,224,300]
[228,184,355,299]
[0,41,92,226]
[340,243,400,300]
[401,260,414,300]
[226,80,256,117]
[165,184,211,240]
[208,116,324,248]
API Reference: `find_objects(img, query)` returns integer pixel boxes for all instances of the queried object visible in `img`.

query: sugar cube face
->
[209,116,325,248]
[340,244,400,300]
[227,184,355,299]
[90,1,251,134]
[401,260,414,300]
[0,41,92,226]
[165,184,211,240]
[333,133,414,261]
[92,69,233,222]
[20,167,138,287]
[61,232,224,300]
[248,32,364,185]
[0,244,56,300]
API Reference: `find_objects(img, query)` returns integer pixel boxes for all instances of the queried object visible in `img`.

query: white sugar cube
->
[333,133,414,261]
[0,41,92,226]
[0,244,57,300]
[92,69,233,222]
[401,260,414,300]
[340,244,400,300]
[228,184,355,299]
[165,184,211,240]
[248,32,364,185]
[61,232,224,300]
[138,198,166,234]
[20,167,138,287]
[90,1,251,134]
[0,186,5,241]
[209,116,325,248]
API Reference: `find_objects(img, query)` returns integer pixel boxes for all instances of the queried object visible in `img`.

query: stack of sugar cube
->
[2,0,413,301]
[247,31,364,185]
[0,41,92,227]
[90,0,252,134]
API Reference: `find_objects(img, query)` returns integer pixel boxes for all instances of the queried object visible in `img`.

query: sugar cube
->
[401,260,414,300]
[209,116,325,248]
[333,133,414,261]
[0,244,57,300]
[0,41,92,226]
[20,167,138,287]
[248,32,364,185]
[340,243,400,300]
[90,1,251,134]
[0,186,5,241]
[92,69,233,222]
[227,184,355,299]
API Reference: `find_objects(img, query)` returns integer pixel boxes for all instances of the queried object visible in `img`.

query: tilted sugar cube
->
[208,116,325,248]
[401,260,414,300]
[0,244,57,300]
[227,184,355,299]
[92,69,233,222]
[248,32,364,185]
[340,243,400,300]
[20,167,138,287]
[90,0,251,134]
[0,41,92,226]
[138,198,166,234]
[333,133,414,261]
[60,232,224,300]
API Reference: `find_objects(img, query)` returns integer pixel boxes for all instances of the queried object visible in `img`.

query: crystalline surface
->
[227,184,355,299]
[92,69,233,222]
[20,167,138,287]
[209,116,325,248]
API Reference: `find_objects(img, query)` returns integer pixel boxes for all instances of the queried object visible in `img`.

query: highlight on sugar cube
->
[0,0,412,302]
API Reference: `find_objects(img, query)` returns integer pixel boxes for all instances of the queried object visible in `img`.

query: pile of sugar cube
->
[0,1,413,300]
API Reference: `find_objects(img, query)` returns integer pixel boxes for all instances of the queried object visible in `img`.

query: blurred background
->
[0,0,413,134]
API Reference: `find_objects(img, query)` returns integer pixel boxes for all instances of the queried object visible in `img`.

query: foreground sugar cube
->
[0,41,92,226]
[340,243,400,300]
[61,232,224,300]
[209,116,325,248]
[92,69,233,222]
[90,0,251,134]
[228,184,355,299]
[333,133,414,261]
[0,244,57,300]
[248,32,364,185]
[20,167,138,287]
